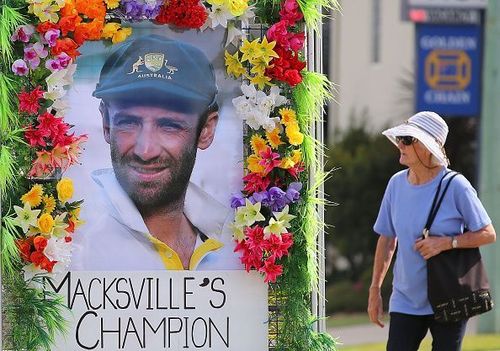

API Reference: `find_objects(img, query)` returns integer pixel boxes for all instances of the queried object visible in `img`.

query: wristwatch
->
[451,236,458,249]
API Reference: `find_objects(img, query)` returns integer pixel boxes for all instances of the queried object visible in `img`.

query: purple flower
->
[230,193,246,209]
[11,25,35,43]
[57,53,71,68]
[268,187,287,212]
[251,191,270,206]
[45,59,61,72]
[24,43,48,70]
[119,0,162,21]
[285,182,302,203]
[44,29,61,47]
[12,59,28,76]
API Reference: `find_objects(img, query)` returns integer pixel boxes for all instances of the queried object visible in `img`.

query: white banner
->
[46,271,268,350]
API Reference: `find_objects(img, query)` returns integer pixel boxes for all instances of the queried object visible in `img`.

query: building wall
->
[328,0,416,142]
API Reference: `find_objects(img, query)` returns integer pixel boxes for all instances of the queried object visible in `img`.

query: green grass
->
[338,334,500,351]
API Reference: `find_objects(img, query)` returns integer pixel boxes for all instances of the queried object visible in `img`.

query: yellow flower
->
[104,0,120,9]
[291,149,302,164]
[207,0,224,5]
[250,74,272,90]
[247,154,266,174]
[42,195,56,214]
[112,27,133,44]
[250,134,268,154]
[279,108,297,126]
[266,127,284,149]
[240,38,262,63]
[227,0,248,16]
[250,56,271,76]
[225,51,246,78]
[280,157,295,169]
[38,213,55,234]
[258,37,279,62]
[21,184,44,208]
[56,177,74,203]
[286,123,304,146]
[101,22,121,39]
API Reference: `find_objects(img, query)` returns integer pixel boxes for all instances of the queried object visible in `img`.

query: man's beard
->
[110,143,197,212]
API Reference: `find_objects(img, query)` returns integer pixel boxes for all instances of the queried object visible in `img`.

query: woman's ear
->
[197,111,218,150]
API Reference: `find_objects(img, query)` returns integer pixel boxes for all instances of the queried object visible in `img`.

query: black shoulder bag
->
[423,171,494,323]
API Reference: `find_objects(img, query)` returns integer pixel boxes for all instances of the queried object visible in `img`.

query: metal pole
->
[478,0,500,334]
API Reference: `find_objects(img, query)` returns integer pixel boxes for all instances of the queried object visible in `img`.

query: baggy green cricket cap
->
[93,34,218,114]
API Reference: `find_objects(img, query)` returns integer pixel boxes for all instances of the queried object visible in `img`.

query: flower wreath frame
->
[0,0,339,349]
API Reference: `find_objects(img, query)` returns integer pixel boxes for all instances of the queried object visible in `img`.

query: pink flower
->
[24,43,48,69]
[259,256,283,283]
[11,25,35,42]
[288,32,305,51]
[44,29,61,47]
[259,147,282,175]
[12,59,29,76]
[266,21,288,44]
[56,52,71,68]
[279,0,303,25]
[45,59,61,72]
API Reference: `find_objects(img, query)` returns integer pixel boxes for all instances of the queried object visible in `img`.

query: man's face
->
[102,101,216,210]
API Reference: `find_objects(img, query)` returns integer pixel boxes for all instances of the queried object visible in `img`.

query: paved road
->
[328,317,478,347]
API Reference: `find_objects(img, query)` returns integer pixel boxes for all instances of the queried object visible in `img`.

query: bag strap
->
[422,171,460,238]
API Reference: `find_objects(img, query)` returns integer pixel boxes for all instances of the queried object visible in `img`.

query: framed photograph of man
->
[65,23,244,272]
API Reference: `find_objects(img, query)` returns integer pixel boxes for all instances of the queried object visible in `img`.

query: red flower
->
[259,256,283,283]
[259,147,281,175]
[65,235,73,242]
[245,225,265,253]
[156,0,207,29]
[18,86,44,115]
[243,173,271,194]
[33,236,48,252]
[52,38,80,59]
[37,21,60,34]
[30,251,45,265]
[287,161,305,178]
[16,238,33,262]
[25,125,50,147]
[262,232,293,258]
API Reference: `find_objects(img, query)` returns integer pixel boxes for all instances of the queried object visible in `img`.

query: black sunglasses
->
[395,136,417,146]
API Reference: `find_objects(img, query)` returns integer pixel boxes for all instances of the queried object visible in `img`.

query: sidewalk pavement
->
[328,317,478,347]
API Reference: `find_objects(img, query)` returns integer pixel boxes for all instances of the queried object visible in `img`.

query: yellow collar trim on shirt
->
[149,236,224,270]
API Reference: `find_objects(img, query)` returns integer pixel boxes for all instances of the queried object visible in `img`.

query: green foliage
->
[324,120,402,284]
[3,274,69,351]
[1,216,22,278]
[296,0,340,33]
[0,5,25,66]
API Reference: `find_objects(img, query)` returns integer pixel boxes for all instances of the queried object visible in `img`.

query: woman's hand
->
[414,236,450,260]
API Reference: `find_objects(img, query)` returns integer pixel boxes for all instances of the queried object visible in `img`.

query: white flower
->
[13,203,41,233]
[232,95,252,114]
[51,98,69,117]
[44,237,72,264]
[208,3,233,28]
[43,64,77,101]
[225,22,245,47]
[238,5,255,23]
[241,82,257,99]
[269,86,288,106]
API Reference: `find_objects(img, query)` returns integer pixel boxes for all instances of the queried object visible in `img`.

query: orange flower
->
[52,38,80,59]
[58,14,82,36]
[60,0,78,17]
[36,21,59,34]
[29,150,54,177]
[76,0,106,19]
[74,19,104,45]
[265,127,284,149]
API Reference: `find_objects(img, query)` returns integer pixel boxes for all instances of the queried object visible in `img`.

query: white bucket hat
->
[382,111,450,166]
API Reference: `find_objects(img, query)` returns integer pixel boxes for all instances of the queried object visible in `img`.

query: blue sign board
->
[416,24,482,116]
